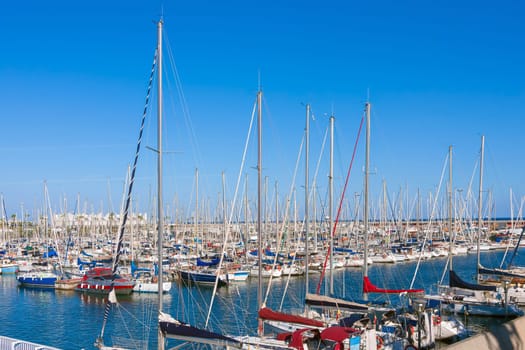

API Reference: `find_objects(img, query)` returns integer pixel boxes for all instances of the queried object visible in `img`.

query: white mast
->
[363,102,370,301]
[477,135,485,282]
[329,114,334,295]
[195,168,199,254]
[245,174,249,249]
[156,18,165,350]
[448,146,453,271]
[256,89,263,335]
[304,104,310,294]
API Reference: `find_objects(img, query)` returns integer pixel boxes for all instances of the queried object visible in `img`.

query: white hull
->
[133,281,172,293]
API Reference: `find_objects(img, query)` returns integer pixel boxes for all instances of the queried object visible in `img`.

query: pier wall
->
[444,315,525,350]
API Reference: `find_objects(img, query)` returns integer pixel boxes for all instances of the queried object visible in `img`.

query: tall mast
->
[477,135,485,281]
[256,90,263,334]
[448,146,453,271]
[265,176,269,242]
[305,104,310,295]
[328,114,334,295]
[275,181,279,246]
[363,102,370,300]
[195,168,199,253]
[292,188,296,252]
[222,172,227,249]
[245,174,249,249]
[313,185,317,252]
[156,19,165,350]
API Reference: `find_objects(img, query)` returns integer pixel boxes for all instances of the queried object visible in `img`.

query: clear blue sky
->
[1,0,524,221]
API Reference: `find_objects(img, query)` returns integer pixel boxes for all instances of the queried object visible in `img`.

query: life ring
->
[376,335,384,349]
[433,315,441,326]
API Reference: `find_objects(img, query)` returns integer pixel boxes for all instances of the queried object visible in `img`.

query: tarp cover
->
[320,326,359,342]
[159,312,240,346]
[449,270,496,291]
[363,276,424,294]
[285,328,320,350]
[305,293,368,311]
[196,257,220,267]
[478,264,525,279]
[258,307,325,327]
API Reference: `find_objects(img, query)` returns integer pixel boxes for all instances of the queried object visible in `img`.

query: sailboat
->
[92,20,277,350]
[425,140,524,318]
[258,103,432,350]
[477,204,525,304]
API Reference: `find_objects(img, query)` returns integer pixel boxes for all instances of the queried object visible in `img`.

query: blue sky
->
[1,0,524,221]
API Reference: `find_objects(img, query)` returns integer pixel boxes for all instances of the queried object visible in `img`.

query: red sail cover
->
[363,276,424,294]
[320,326,360,342]
[258,307,325,327]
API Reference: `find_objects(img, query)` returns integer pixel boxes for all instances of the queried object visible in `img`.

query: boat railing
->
[0,335,61,350]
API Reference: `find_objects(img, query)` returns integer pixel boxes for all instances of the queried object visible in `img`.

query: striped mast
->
[96,30,158,349]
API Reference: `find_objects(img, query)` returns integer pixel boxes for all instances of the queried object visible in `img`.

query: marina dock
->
[445,315,525,350]
[0,336,61,350]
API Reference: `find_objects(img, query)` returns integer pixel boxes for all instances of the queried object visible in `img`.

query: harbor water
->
[1,249,523,349]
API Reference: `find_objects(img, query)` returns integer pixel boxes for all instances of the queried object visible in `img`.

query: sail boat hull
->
[76,267,134,295]
[133,281,172,293]
[178,269,228,287]
[17,271,57,288]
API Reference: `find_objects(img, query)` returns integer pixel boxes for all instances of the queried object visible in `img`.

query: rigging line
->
[1,196,7,222]
[316,113,365,295]
[333,126,350,185]
[278,136,305,311]
[183,173,196,226]
[205,96,258,327]
[264,129,304,308]
[98,47,157,343]
[401,193,418,239]
[410,151,449,289]
[507,225,525,268]
[163,31,203,170]
[309,106,326,144]
[262,97,297,181]
[309,124,330,210]
[260,109,310,309]
[225,98,257,228]
[117,166,131,242]
[501,196,525,267]
[268,119,327,244]
[43,181,64,277]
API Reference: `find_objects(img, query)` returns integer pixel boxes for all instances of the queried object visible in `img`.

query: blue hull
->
[178,270,227,287]
[0,266,18,274]
[17,276,57,288]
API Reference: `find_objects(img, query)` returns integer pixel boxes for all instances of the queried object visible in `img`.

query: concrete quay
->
[444,316,525,350]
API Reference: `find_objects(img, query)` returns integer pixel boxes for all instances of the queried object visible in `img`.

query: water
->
[1,249,523,349]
